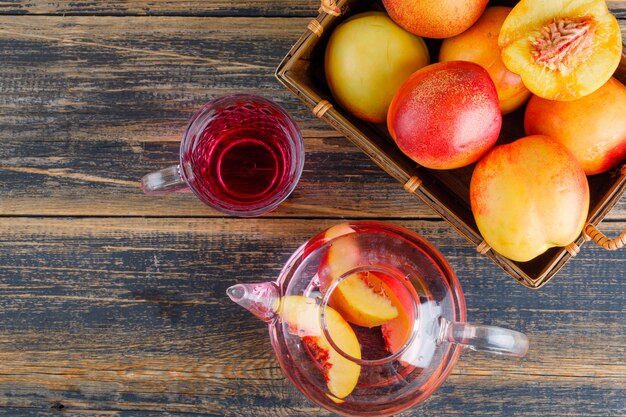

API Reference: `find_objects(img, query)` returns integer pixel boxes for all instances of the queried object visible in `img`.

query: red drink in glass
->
[142,94,304,217]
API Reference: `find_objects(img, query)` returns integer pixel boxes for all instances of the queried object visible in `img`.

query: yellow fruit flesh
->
[329,272,398,327]
[280,296,361,399]
[499,0,622,101]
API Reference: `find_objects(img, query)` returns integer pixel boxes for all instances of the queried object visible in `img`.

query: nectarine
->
[319,233,398,327]
[281,296,361,399]
[470,135,590,262]
[439,7,531,114]
[524,77,626,175]
[498,0,622,101]
[324,11,430,123]
[382,0,488,38]
[387,61,502,170]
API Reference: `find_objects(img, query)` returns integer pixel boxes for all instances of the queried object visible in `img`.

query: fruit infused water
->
[228,221,528,416]
[274,223,455,409]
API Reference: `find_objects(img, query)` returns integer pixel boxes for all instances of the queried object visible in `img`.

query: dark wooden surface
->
[0,1,624,416]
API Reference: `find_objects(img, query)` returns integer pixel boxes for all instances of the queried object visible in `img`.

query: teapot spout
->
[227,282,280,323]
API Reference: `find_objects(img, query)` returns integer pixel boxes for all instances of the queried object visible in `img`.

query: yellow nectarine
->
[325,12,429,123]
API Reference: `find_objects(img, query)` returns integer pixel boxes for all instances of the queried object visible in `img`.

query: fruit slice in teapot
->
[318,226,398,327]
[374,272,417,356]
[470,135,590,262]
[280,295,361,400]
[498,0,622,101]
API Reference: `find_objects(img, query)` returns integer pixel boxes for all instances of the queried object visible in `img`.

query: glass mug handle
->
[441,319,529,357]
[141,165,189,195]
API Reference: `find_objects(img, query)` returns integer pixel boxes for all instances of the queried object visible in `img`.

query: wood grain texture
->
[0,0,322,16]
[0,217,623,416]
[0,16,624,218]
[0,0,623,18]
[0,1,624,415]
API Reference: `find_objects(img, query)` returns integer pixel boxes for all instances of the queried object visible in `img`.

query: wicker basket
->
[276,0,626,289]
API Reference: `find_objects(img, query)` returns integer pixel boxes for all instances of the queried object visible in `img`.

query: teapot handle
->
[442,320,529,357]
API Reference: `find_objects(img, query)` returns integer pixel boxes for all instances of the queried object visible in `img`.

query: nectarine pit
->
[530,17,597,74]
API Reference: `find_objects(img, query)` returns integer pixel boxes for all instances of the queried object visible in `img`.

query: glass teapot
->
[227,221,528,416]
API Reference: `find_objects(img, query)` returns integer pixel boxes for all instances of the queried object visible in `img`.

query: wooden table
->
[0,1,624,415]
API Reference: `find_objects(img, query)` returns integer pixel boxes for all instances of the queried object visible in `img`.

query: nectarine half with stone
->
[498,0,622,101]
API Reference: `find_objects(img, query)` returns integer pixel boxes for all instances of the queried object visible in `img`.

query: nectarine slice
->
[328,272,398,328]
[369,273,416,355]
[280,296,361,399]
[498,0,622,101]
[319,234,398,327]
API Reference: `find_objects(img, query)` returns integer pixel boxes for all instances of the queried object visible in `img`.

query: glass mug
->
[228,221,529,416]
[141,94,305,217]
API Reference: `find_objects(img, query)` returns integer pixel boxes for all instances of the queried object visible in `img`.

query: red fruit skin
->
[388,61,502,170]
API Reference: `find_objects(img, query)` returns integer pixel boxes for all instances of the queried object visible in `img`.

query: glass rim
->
[178,93,305,217]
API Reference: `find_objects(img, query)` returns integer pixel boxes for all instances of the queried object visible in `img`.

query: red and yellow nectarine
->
[382,0,488,38]
[470,135,590,262]
[388,61,502,170]
[439,7,531,114]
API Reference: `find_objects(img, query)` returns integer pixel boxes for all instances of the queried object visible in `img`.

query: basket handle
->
[583,223,626,251]
[582,164,626,251]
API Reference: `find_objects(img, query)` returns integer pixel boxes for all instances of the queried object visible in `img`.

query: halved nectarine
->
[280,296,361,399]
[498,0,622,101]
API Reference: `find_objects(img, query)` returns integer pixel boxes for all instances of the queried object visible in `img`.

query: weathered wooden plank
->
[0,16,322,135]
[0,217,622,416]
[0,0,622,18]
[0,16,624,218]
[0,136,435,217]
[0,0,321,16]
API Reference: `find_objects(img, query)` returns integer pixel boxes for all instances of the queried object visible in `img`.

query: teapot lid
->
[270,221,465,415]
